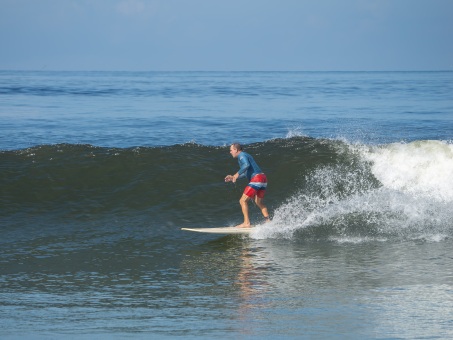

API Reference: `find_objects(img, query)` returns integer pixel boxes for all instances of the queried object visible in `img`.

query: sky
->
[1,0,452,71]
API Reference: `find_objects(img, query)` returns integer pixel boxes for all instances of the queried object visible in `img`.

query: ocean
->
[1,71,452,339]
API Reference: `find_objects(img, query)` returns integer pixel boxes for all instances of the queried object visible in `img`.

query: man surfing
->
[225,143,270,228]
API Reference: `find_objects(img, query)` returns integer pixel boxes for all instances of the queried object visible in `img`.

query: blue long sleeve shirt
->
[237,152,263,181]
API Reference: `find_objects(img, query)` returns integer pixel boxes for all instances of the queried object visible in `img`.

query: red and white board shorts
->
[243,173,267,198]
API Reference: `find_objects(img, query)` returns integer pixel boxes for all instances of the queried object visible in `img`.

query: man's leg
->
[255,196,270,221]
[237,194,251,228]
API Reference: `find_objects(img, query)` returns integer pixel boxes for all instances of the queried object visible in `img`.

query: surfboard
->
[181,226,253,235]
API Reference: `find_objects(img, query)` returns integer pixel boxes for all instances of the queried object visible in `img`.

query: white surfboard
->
[181,226,253,235]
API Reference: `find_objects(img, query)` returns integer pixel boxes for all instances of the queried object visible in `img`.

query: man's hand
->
[224,174,238,183]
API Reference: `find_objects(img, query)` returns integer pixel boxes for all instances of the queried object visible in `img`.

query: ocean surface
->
[1,71,452,339]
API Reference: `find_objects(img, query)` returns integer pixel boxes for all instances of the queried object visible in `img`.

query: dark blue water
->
[1,71,452,150]
[1,71,452,339]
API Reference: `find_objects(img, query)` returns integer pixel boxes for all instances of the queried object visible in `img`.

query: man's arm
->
[236,154,250,179]
[225,153,249,183]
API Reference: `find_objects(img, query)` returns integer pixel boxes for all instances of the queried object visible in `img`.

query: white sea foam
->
[363,140,453,202]
[284,126,307,139]
[253,140,453,242]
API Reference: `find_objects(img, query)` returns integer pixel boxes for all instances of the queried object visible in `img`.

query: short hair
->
[231,143,243,151]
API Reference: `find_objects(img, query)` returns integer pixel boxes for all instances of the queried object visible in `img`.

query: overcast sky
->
[1,0,452,71]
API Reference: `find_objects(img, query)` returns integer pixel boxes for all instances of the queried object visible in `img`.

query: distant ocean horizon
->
[1,70,452,339]
[1,70,452,150]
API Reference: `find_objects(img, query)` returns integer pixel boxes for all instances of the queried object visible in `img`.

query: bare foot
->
[235,223,252,228]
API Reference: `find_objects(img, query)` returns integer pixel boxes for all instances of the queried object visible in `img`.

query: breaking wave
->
[254,139,453,242]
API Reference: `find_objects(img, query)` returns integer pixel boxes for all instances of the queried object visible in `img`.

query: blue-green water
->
[1,71,452,339]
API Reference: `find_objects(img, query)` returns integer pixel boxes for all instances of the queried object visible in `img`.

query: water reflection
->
[180,236,453,338]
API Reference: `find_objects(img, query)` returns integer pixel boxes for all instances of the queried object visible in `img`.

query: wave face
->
[2,137,452,243]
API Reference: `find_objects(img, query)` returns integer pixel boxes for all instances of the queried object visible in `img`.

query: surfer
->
[225,143,270,228]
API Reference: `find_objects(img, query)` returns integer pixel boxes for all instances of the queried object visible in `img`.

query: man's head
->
[229,143,243,158]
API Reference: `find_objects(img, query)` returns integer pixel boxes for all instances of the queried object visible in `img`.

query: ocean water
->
[1,71,452,339]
